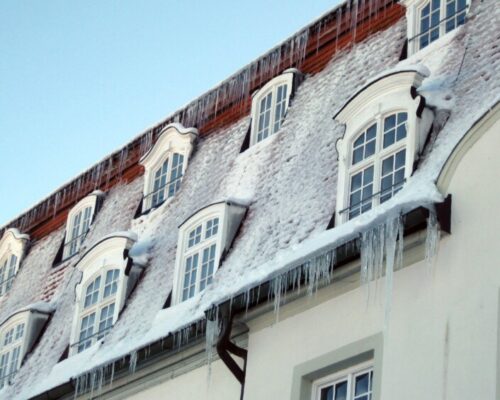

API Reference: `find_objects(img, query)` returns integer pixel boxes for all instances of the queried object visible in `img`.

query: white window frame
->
[403,0,469,55]
[0,308,51,388]
[74,268,120,353]
[172,201,247,305]
[0,229,29,297]
[69,233,139,356]
[140,123,198,214]
[343,111,409,220]
[334,70,434,225]
[312,362,373,400]
[250,70,295,146]
[62,192,102,260]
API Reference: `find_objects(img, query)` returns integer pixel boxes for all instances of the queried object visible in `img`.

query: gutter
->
[29,196,451,400]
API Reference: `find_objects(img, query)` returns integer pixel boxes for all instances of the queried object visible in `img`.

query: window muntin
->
[0,322,25,388]
[343,112,408,221]
[416,0,468,50]
[314,367,373,400]
[64,204,95,260]
[250,72,295,147]
[255,84,289,144]
[181,218,220,302]
[74,269,120,353]
[146,153,185,211]
[0,255,18,296]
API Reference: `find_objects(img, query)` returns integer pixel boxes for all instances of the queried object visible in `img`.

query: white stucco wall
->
[242,114,500,400]
[123,357,241,400]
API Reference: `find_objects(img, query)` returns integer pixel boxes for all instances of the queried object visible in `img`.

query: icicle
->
[205,310,220,385]
[383,216,402,328]
[425,209,440,269]
[306,249,334,296]
[271,274,285,321]
[129,350,138,374]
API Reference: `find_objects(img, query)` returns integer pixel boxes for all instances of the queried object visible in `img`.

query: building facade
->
[0,0,498,399]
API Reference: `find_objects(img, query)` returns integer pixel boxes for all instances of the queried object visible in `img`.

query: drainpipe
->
[207,303,248,400]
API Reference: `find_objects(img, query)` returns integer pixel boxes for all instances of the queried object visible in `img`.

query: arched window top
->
[173,200,247,305]
[402,0,469,55]
[249,69,300,147]
[334,71,433,225]
[62,191,104,261]
[0,229,29,298]
[70,233,141,355]
[140,124,198,214]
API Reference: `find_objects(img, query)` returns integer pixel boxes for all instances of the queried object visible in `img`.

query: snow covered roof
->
[0,0,499,398]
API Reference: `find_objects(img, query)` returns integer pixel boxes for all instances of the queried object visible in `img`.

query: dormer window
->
[0,229,29,297]
[404,0,468,55]
[62,192,103,261]
[70,233,142,355]
[250,70,298,146]
[334,70,434,224]
[0,306,51,388]
[139,124,198,214]
[173,201,247,304]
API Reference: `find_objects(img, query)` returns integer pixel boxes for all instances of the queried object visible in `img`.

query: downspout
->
[207,303,248,400]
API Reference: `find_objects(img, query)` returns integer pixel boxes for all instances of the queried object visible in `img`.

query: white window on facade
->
[334,70,434,225]
[140,124,198,214]
[76,269,119,353]
[250,70,297,146]
[0,307,51,389]
[346,112,408,220]
[62,192,103,261]
[69,233,143,356]
[173,201,247,305]
[0,229,29,298]
[403,0,469,55]
[312,364,373,400]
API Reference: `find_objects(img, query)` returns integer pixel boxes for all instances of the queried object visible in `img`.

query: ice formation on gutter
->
[2,0,499,397]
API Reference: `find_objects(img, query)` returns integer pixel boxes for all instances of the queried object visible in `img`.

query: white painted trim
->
[334,71,433,225]
[250,71,295,146]
[0,229,30,297]
[63,192,103,260]
[69,235,137,356]
[140,124,198,213]
[172,201,247,305]
[402,0,470,55]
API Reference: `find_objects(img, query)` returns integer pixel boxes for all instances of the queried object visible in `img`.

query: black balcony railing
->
[339,180,406,220]
[70,326,113,353]
[62,230,90,261]
[141,175,183,215]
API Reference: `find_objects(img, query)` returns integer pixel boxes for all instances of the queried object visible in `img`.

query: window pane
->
[205,218,219,239]
[320,386,334,400]
[257,92,272,142]
[355,373,370,395]
[168,153,184,197]
[104,269,119,298]
[335,380,348,400]
[352,124,376,165]
[188,225,202,248]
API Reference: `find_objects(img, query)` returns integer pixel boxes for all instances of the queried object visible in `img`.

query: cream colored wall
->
[123,358,241,400]
[243,114,500,400]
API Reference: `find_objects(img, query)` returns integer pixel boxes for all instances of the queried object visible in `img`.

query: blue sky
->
[0,0,338,227]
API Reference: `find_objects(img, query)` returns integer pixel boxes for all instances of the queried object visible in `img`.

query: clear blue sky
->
[0,0,338,227]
